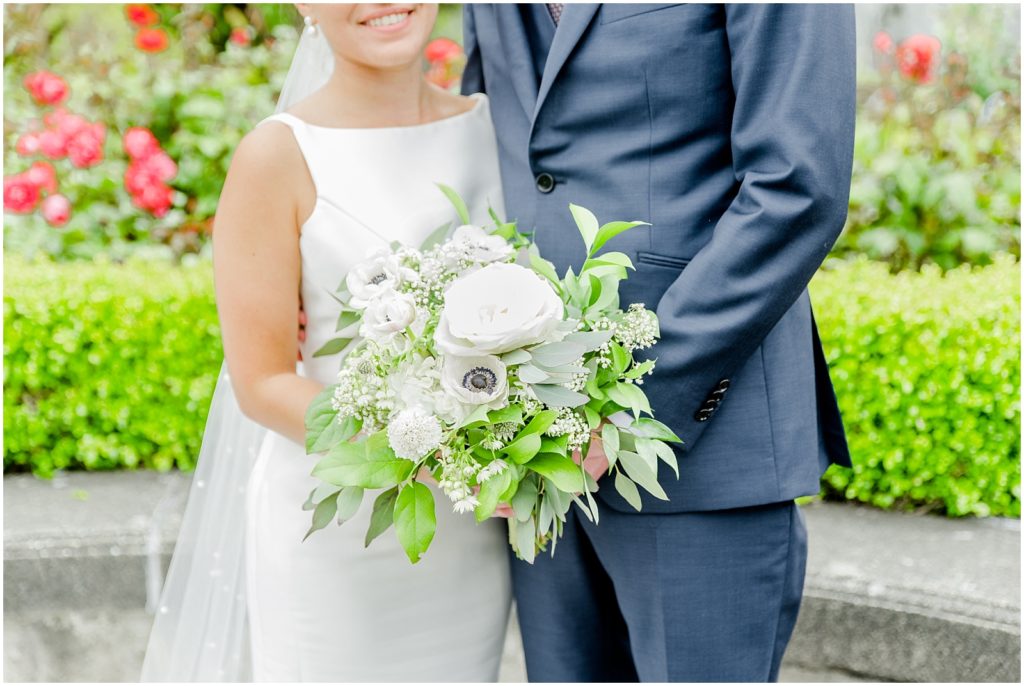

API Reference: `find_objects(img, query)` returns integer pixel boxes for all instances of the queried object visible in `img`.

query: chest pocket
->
[599,3,684,24]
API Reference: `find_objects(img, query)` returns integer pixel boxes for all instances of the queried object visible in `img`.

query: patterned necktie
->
[547,3,564,25]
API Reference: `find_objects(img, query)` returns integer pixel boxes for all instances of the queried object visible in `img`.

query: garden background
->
[4,3,1021,521]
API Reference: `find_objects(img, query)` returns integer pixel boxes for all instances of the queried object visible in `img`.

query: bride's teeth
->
[367,12,409,28]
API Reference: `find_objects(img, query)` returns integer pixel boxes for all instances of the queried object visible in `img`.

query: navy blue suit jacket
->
[463,3,856,513]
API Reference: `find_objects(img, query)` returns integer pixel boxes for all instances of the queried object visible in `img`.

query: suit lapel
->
[494,3,542,120]
[532,3,601,123]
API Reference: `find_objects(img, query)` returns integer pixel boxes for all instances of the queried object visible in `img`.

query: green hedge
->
[4,257,1020,517]
[4,257,221,474]
[811,256,1020,517]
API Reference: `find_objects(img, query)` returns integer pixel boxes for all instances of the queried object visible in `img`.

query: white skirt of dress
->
[245,430,512,682]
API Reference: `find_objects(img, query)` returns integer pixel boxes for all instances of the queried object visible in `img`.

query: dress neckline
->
[281,93,487,133]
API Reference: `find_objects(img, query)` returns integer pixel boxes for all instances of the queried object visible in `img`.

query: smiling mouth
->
[361,9,413,29]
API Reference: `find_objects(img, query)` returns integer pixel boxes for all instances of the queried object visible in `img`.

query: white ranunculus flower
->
[434,263,564,356]
[360,291,417,343]
[441,354,509,408]
[346,249,406,308]
[450,224,516,264]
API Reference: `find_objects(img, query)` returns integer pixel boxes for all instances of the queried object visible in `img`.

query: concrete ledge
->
[4,471,1021,682]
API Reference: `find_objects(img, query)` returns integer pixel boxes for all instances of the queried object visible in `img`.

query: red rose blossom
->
[4,174,41,214]
[122,127,160,159]
[873,31,894,55]
[67,124,106,168]
[135,27,169,53]
[41,193,71,227]
[896,34,941,84]
[26,161,58,194]
[23,71,69,106]
[125,4,159,27]
[133,181,174,217]
[424,38,462,64]
[38,129,69,159]
[230,27,251,47]
[16,132,41,156]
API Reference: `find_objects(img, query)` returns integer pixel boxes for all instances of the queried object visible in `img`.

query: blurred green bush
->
[812,256,1021,517]
[3,256,222,474]
[5,257,1020,517]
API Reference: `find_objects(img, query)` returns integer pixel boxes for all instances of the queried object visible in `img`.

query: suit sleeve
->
[650,4,857,450]
[460,4,486,96]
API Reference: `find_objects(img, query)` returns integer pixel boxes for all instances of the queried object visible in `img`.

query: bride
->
[141,4,512,681]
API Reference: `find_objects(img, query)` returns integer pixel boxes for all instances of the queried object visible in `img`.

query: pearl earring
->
[303,15,319,37]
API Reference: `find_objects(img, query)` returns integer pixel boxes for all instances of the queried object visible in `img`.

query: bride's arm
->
[212,122,321,446]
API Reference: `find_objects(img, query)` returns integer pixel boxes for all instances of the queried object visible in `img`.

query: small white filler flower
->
[386,408,443,461]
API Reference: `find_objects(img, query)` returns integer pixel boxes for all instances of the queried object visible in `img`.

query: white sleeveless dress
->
[244,94,512,682]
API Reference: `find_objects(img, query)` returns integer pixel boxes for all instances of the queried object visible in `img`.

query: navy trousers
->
[511,501,808,682]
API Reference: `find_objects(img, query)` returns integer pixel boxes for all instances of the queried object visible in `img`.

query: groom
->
[462,4,856,682]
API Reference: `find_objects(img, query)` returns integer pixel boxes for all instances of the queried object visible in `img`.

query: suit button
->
[695,409,712,422]
[711,388,727,399]
[535,172,556,194]
[717,379,731,390]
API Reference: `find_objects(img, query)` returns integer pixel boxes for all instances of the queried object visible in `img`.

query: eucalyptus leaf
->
[601,423,620,468]
[512,516,537,564]
[614,472,643,511]
[618,450,668,500]
[303,493,338,541]
[544,479,571,521]
[394,481,436,563]
[517,365,551,384]
[335,486,365,523]
[563,330,615,351]
[530,383,589,408]
[511,476,538,522]
[630,417,682,442]
[501,349,532,365]
[364,486,398,548]
[529,341,587,368]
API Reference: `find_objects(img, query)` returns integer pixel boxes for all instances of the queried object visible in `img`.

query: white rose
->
[434,263,564,356]
[441,354,509,408]
[450,224,516,264]
[360,291,417,343]
[346,248,406,309]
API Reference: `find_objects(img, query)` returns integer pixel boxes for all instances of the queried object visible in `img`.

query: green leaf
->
[520,409,558,437]
[335,310,360,332]
[586,251,634,271]
[602,422,620,468]
[630,417,682,442]
[528,244,561,289]
[544,479,571,520]
[609,342,630,374]
[305,386,357,454]
[504,432,542,464]
[419,221,453,250]
[394,481,437,563]
[312,433,415,488]
[570,204,600,254]
[501,349,532,366]
[312,337,352,358]
[591,220,649,256]
[527,453,586,493]
[488,405,523,425]
[364,486,399,548]
[614,472,643,511]
[563,330,615,351]
[457,403,492,429]
[624,359,656,380]
[540,433,569,455]
[583,405,601,430]
[607,382,652,418]
[511,476,538,522]
[530,383,589,408]
[529,341,587,368]
[510,516,537,564]
[618,450,668,500]
[303,492,338,541]
[335,486,364,523]
[634,437,661,473]
[475,468,513,522]
[436,183,471,225]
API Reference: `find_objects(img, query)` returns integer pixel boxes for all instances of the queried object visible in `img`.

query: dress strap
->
[255,113,323,196]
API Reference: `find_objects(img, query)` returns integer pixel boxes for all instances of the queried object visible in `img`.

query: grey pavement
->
[4,470,1021,682]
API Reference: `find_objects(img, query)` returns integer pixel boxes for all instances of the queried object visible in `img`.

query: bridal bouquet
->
[303,186,681,563]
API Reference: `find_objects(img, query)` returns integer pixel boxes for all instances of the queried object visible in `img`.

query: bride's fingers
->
[491,503,514,519]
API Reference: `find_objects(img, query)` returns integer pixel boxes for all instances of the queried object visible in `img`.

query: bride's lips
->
[358,6,415,34]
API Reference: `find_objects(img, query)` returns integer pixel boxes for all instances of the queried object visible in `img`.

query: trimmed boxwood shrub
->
[812,256,1020,517]
[4,256,1020,517]
[4,257,221,474]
